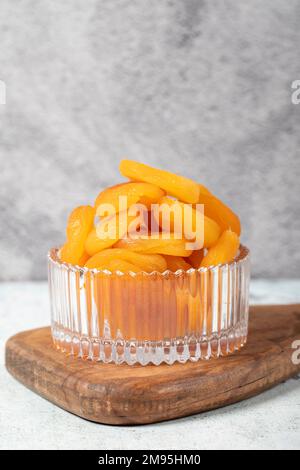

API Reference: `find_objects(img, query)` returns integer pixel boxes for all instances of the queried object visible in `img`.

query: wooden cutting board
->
[5,304,300,425]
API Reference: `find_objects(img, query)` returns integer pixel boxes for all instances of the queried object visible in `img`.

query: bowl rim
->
[48,244,250,278]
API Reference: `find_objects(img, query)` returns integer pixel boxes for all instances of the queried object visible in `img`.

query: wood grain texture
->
[5,304,300,425]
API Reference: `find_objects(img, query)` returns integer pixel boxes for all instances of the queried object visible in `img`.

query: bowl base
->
[51,322,248,365]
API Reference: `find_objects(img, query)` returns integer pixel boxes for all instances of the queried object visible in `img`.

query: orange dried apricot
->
[60,205,94,265]
[200,230,240,268]
[157,196,220,248]
[198,193,241,236]
[115,236,193,257]
[119,159,200,203]
[95,181,165,215]
[60,242,89,266]
[85,210,142,256]
[85,227,117,255]
[59,161,243,272]
[186,249,204,268]
[98,258,141,273]
[164,256,192,271]
[85,248,167,272]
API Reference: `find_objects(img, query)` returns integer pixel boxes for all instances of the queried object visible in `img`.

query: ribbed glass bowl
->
[48,245,250,365]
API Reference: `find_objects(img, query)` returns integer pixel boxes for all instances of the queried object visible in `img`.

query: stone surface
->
[0,280,300,449]
[0,1,300,280]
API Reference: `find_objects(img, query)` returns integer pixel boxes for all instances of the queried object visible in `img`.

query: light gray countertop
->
[0,280,300,450]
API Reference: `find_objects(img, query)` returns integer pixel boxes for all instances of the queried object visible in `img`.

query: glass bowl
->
[48,245,250,365]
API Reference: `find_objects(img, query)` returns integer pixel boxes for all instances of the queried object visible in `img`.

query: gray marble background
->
[0,0,299,280]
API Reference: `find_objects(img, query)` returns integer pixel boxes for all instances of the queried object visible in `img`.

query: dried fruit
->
[85,248,167,272]
[60,206,94,265]
[85,211,141,256]
[201,230,240,267]
[59,162,242,272]
[197,193,241,236]
[95,181,165,215]
[120,159,200,203]
[186,249,204,269]
[157,196,220,248]
[164,255,192,271]
[115,236,192,257]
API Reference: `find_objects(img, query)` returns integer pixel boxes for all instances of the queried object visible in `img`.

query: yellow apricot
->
[60,205,95,265]
[186,249,204,268]
[85,211,141,256]
[98,258,141,273]
[66,205,95,241]
[85,227,116,255]
[95,181,165,215]
[164,256,192,271]
[157,196,220,248]
[119,159,200,203]
[78,252,90,266]
[115,236,192,257]
[200,230,240,268]
[59,242,78,265]
[198,193,241,236]
[85,248,167,272]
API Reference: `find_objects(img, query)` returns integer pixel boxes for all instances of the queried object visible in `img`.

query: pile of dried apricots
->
[59,160,241,272]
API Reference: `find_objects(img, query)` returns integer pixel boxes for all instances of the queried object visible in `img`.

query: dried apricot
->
[164,256,192,271]
[115,236,192,257]
[198,193,241,236]
[95,181,165,215]
[186,249,204,268]
[85,248,167,272]
[201,230,240,267]
[60,206,94,265]
[119,159,200,203]
[85,210,143,256]
[59,162,242,271]
[100,258,141,273]
[157,196,220,248]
